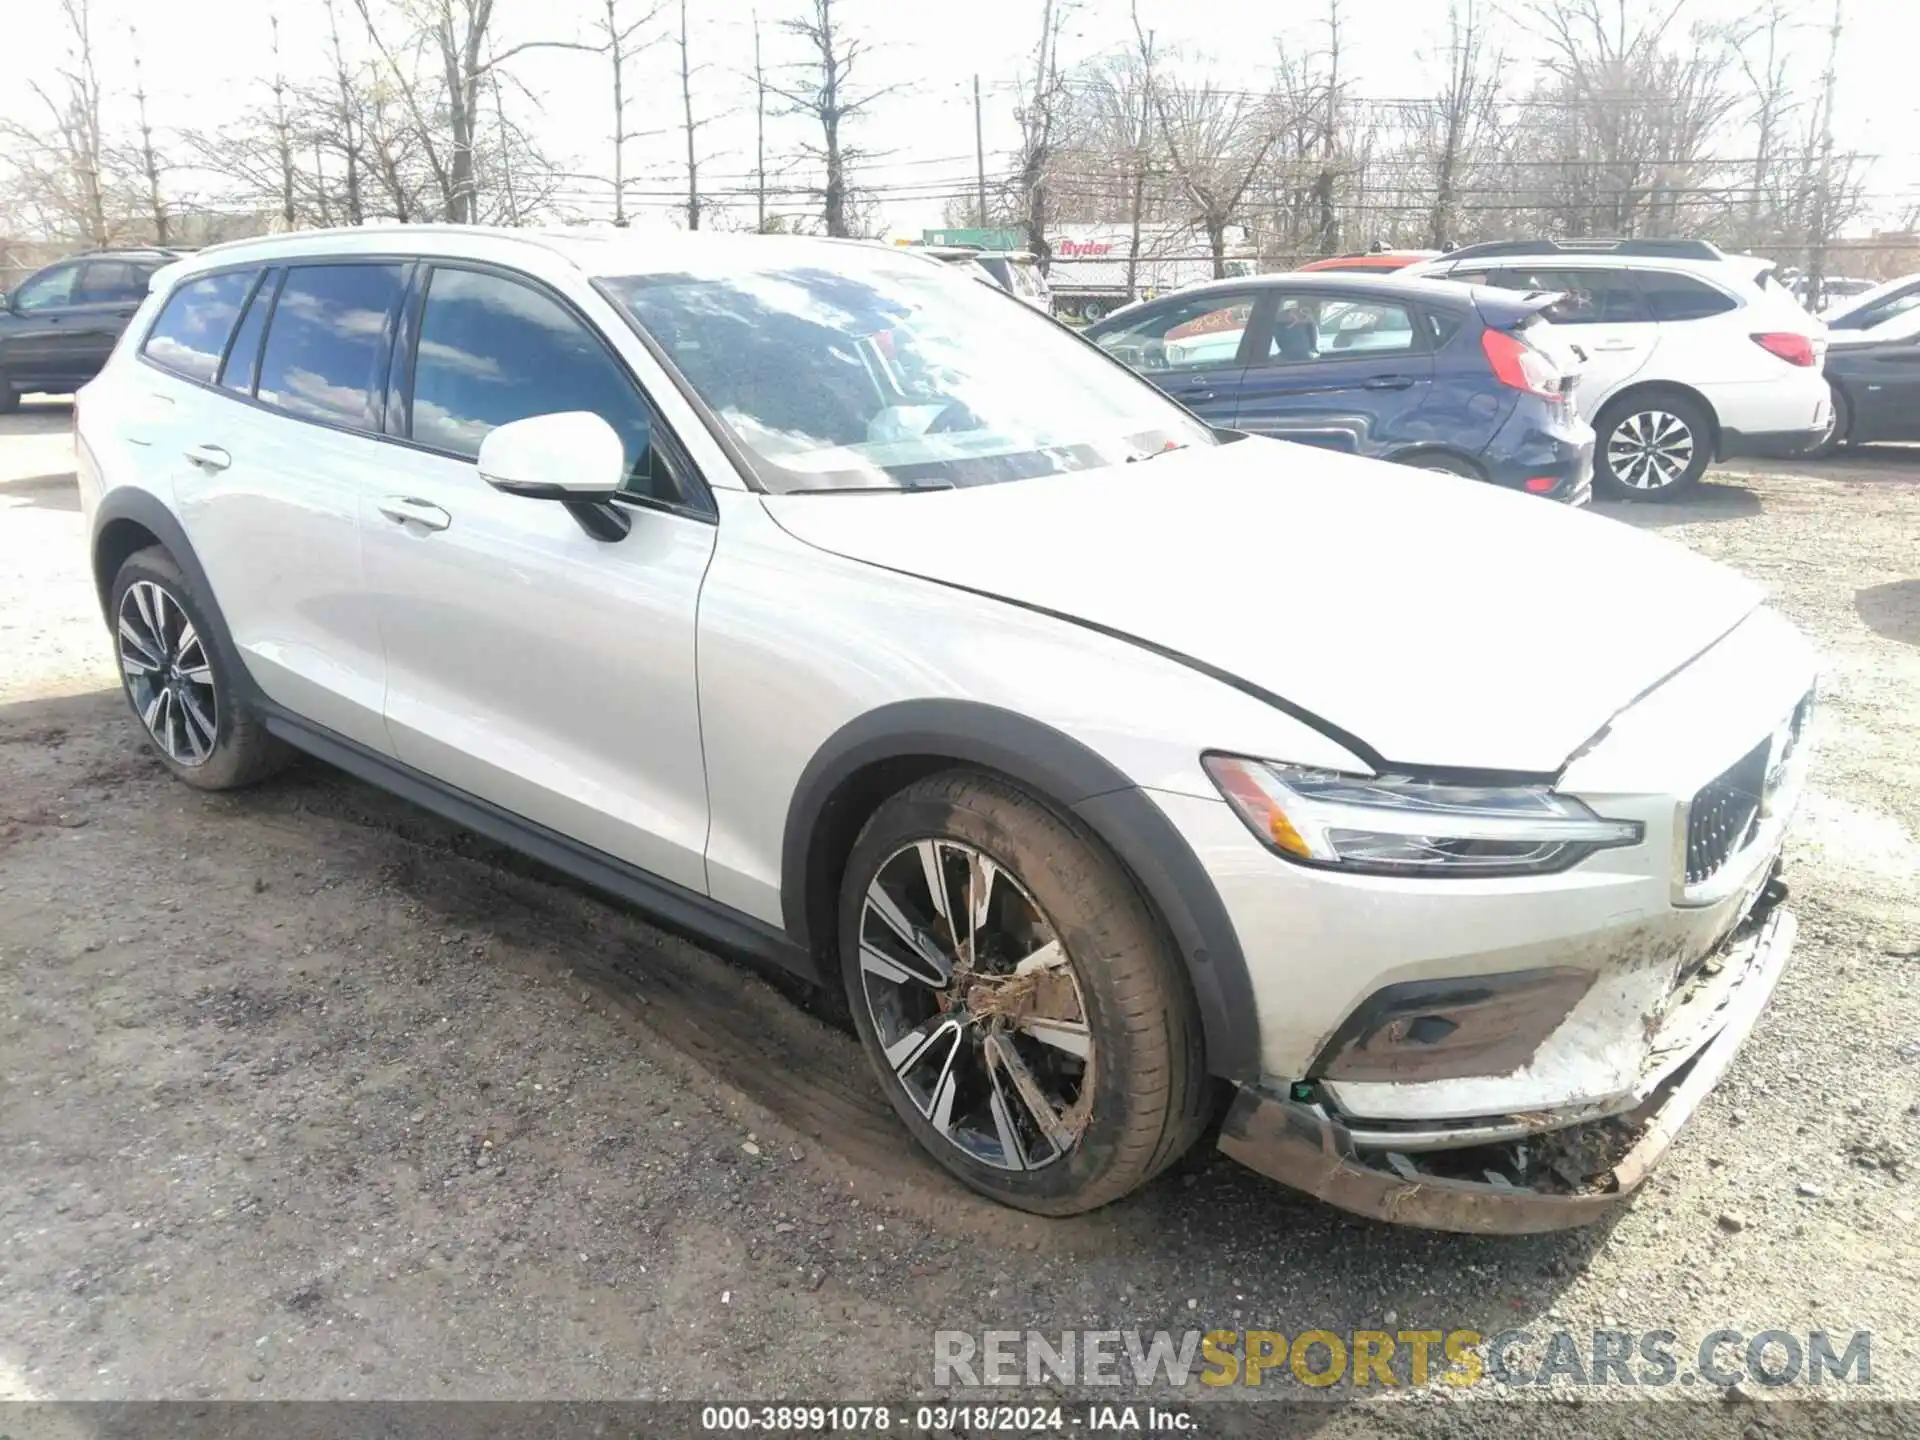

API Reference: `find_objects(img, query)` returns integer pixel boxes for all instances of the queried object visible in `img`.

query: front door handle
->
[378,496,452,532]
[183,443,231,470]
[1172,388,1216,403]
[1362,375,1415,390]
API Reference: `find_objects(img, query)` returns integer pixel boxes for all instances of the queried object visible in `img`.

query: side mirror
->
[477,410,639,542]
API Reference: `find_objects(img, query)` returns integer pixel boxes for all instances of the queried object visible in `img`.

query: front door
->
[361,263,716,893]
[2,261,95,391]
[1231,290,1435,454]
[1087,288,1267,427]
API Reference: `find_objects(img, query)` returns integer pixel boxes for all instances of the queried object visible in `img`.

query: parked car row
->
[1084,237,1836,503]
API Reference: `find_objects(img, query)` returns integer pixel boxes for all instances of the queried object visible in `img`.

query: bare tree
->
[677,0,703,229]
[1419,0,1502,249]
[128,31,170,244]
[1803,0,1844,304]
[3,0,114,247]
[596,0,665,226]
[772,0,892,237]
[1312,0,1343,255]
[1012,0,1073,266]
[752,8,770,231]
[322,0,369,224]
[1149,62,1280,275]
[269,16,298,231]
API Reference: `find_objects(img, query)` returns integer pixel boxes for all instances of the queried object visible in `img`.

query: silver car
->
[78,227,1814,1228]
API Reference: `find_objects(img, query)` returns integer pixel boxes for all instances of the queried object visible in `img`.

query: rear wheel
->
[110,547,292,790]
[1593,392,1712,500]
[838,770,1209,1214]
[1810,383,1851,457]
[1081,299,1109,322]
[0,379,18,415]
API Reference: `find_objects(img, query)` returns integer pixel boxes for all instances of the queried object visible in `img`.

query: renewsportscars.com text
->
[932,1328,1872,1391]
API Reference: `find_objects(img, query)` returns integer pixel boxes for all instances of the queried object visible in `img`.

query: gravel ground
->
[1,398,1916,1426]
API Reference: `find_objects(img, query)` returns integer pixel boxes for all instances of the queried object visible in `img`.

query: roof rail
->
[1441,237,1725,263]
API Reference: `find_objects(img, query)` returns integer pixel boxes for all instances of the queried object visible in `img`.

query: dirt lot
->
[2,398,1917,1421]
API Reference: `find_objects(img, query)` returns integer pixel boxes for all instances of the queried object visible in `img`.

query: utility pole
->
[974,74,988,228]
[679,0,699,230]
[1806,0,1843,310]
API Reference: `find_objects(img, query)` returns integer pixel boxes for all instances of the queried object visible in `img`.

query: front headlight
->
[1202,755,1642,878]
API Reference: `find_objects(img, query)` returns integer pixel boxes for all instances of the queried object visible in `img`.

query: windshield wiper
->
[780,479,958,495]
[1127,442,1190,464]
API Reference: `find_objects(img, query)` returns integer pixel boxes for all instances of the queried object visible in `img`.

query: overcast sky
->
[5,0,1914,236]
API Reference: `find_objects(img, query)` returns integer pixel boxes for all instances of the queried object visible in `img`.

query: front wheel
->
[838,771,1210,1214]
[1593,393,1712,500]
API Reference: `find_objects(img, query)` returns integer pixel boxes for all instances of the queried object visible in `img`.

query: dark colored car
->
[1083,273,1594,502]
[1816,273,1920,452]
[0,248,177,411]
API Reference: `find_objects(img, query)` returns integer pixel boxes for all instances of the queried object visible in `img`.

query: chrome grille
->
[1685,742,1768,886]
[1684,691,1814,888]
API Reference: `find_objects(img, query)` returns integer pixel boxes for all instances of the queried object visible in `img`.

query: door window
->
[1092,292,1258,370]
[256,263,407,431]
[142,269,259,384]
[1475,266,1650,325]
[408,266,677,503]
[12,265,79,312]
[1831,284,1920,333]
[219,271,277,394]
[74,261,149,304]
[1634,271,1737,322]
[1264,295,1417,363]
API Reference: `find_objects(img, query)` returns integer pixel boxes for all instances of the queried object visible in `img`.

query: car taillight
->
[1752,331,1816,366]
[1480,328,1562,398]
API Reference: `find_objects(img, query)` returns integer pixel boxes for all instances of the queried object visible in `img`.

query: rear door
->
[1231,289,1435,453]
[1445,263,1656,416]
[1084,288,1267,425]
[65,260,155,379]
[1836,332,1920,440]
[162,259,408,753]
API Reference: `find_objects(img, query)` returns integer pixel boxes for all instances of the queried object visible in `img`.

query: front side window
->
[1265,295,1417,363]
[1634,271,1737,322]
[602,257,1211,493]
[1092,292,1259,371]
[1831,284,1920,333]
[408,266,672,502]
[13,265,79,312]
[256,263,406,430]
[143,269,258,384]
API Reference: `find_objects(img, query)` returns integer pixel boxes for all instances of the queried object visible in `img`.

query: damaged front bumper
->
[1217,894,1797,1233]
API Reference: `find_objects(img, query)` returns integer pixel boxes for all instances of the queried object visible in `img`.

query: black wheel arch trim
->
[780,699,1264,1080]
[89,487,265,708]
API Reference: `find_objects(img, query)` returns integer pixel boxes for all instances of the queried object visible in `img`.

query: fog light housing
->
[1315,967,1595,1083]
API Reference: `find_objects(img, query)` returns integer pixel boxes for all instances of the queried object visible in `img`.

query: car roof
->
[1159,270,1490,306]
[174,224,927,281]
[1418,250,1764,280]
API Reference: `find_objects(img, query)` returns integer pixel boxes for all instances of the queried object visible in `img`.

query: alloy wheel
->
[857,838,1094,1171]
[1606,408,1695,490]
[118,580,218,766]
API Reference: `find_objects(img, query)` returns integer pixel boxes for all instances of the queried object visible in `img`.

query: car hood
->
[761,438,1763,774]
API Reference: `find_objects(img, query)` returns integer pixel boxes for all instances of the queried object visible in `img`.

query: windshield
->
[600,258,1210,493]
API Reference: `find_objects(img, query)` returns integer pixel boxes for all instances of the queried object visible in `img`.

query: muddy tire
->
[838,769,1209,1215]
[109,546,292,791]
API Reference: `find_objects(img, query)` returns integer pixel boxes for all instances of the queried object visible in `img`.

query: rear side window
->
[74,261,150,303]
[407,266,672,501]
[1479,267,1650,325]
[1267,295,1418,361]
[1636,271,1737,322]
[143,269,257,383]
[256,263,407,430]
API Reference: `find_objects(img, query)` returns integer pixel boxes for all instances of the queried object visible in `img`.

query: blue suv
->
[1084,273,1594,502]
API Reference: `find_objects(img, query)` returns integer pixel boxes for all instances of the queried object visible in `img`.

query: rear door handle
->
[1171,387,1215,403]
[183,443,231,470]
[378,496,452,532]
[1588,340,1637,353]
[1362,375,1415,390]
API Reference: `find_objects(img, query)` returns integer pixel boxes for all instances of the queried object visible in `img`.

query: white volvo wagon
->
[76,226,1815,1229]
